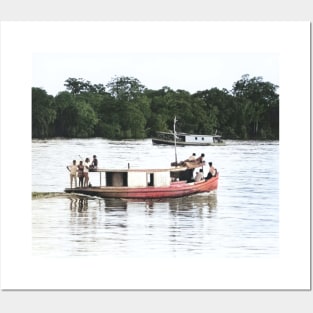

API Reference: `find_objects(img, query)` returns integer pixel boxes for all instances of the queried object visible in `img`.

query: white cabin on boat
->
[184,134,221,144]
[152,131,224,146]
[91,168,184,188]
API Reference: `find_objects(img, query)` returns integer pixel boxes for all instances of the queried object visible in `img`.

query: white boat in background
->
[152,131,224,146]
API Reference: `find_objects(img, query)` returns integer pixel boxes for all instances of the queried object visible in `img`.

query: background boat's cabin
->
[183,134,222,144]
[156,131,182,142]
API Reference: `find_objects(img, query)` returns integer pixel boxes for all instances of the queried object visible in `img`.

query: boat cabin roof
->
[88,166,194,188]
[90,166,188,173]
[155,131,221,138]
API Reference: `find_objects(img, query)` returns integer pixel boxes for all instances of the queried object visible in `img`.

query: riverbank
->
[32,192,68,199]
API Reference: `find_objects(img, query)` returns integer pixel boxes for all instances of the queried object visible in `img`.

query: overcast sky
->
[32,52,279,96]
[29,22,284,96]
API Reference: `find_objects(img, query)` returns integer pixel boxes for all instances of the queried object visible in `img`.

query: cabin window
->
[147,173,154,186]
[195,137,198,140]
[202,137,204,141]
[106,172,113,186]
[122,173,128,186]
[106,172,128,187]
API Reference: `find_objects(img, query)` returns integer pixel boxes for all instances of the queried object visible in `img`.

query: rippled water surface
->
[32,138,279,258]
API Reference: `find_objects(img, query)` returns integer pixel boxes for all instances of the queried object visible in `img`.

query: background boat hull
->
[152,138,225,146]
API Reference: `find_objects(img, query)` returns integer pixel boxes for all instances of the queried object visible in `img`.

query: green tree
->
[64,78,107,95]
[54,91,98,137]
[64,78,90,95]
[67,100,98,137]
[193,88,237,138]
[145,87,173,134]
[144,88,172,136]
[106,76,146,101]
[54,91,75,136]
[32,75,279,140]
[105,76,149,139]
[232,74,279,138]
[32,87,56,138]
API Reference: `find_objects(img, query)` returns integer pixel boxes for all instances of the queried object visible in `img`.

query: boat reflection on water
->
[167,192,217,215]
[63,193,219,256]
[103,198,128,211]
[67,192,217,216]
[69,196,89,213]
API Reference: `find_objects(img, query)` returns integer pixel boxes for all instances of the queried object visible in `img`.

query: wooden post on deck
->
[174,116,178,165]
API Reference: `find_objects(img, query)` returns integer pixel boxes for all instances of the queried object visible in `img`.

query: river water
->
[32,138,279,258]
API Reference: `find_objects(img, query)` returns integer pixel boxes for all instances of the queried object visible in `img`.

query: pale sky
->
[29,22,282,96]
[32,52,279,96]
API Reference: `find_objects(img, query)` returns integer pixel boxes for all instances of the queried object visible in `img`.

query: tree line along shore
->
[32,74,279,140]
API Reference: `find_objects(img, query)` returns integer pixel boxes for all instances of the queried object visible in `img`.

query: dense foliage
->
[32,75,279,140]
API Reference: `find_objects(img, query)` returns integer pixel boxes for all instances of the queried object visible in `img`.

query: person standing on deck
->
[77,161,84,187]
[67,160,78,188]
[83,157,90,187]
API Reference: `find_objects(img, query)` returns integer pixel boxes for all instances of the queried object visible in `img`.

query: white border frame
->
[0,21,310,290]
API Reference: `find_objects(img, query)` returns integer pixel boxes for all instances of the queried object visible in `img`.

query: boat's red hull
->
[65,175,219,199]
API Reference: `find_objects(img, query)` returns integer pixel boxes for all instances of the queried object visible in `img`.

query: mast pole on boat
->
[174,116,178,165]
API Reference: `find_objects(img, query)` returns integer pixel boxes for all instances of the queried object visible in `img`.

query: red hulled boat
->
[64,166,218,199]
[65,118,219,199]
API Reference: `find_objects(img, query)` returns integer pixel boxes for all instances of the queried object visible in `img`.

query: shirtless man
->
[67,160,78,188]
[206,162,217,179]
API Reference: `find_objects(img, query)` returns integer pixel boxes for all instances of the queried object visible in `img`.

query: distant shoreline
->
[31,137,279,141]
[32,192,67,199]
